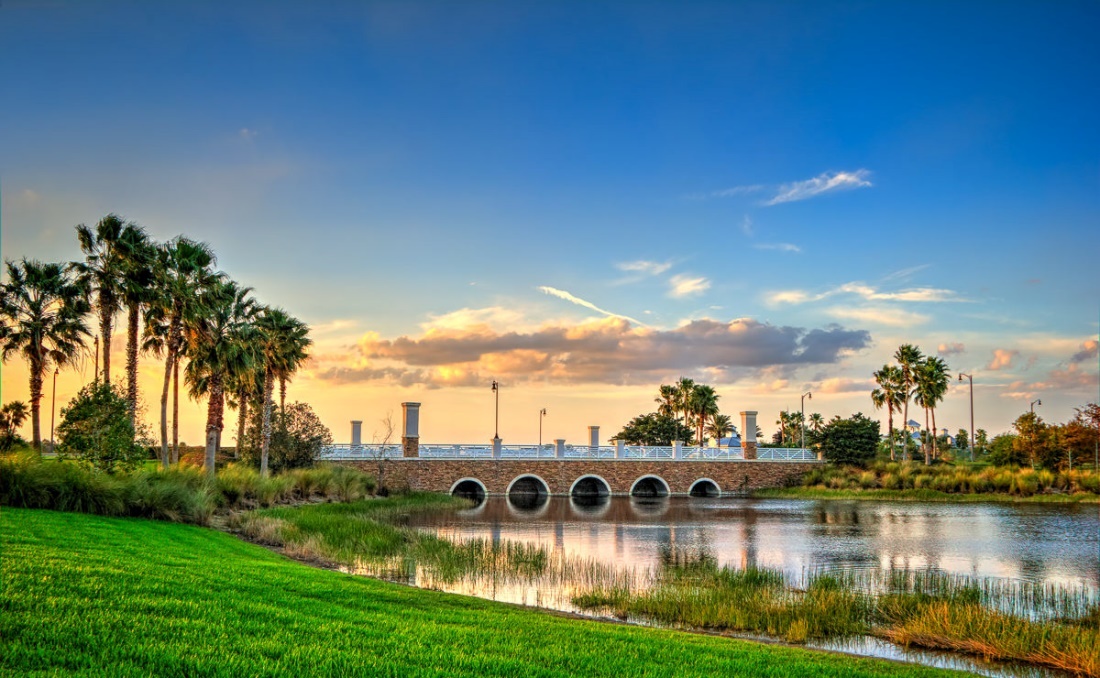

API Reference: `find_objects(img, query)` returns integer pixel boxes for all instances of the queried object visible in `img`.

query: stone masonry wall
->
[339,459,818,496]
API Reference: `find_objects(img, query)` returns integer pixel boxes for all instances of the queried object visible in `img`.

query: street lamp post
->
[50,367,59,454]
[958,372,975,461]
[491,380,500,441]
[800,392,812,450]
[1030,398,1041,414]
[539,408,547,448]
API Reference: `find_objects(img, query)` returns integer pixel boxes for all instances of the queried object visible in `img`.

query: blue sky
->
[2,1,1098,444]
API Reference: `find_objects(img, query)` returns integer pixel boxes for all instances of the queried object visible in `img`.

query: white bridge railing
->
[319,443,818,462]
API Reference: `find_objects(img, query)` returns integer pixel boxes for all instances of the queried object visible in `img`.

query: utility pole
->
[959,372,975,461]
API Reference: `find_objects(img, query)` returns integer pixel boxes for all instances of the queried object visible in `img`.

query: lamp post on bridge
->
[491,380,500,442]
[800,391,812,451]
[958,372,975,461]
[539,408,547,448]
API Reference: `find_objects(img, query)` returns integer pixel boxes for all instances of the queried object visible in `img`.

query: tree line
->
[616,378,736,446]
[870,344,951,465]
[0,214,312,476]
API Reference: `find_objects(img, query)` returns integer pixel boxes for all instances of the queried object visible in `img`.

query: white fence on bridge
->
[319,443,818,462]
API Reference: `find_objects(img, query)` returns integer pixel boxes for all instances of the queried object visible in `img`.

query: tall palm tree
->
[255,307,311,476]
[116,224,156,427]
[689,384,720,446]
[145,237,216,467]
[227,362,264,460]
[184,279,258,476]
[894,344,923,451]
[0,259,90,452]
[72,215,130,385]
[871,364,906,460]
[809,412,825,436]
[705,413,734,445]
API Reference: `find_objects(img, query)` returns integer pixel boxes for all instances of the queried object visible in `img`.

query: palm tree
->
[0,259,91,452]
[145,237,216,467]
[654,384,677,417]
[809,412,825,436]
[184,279,259,476]
[227,362,264,460]
[871,364,906,460]
[116,224,156,427]
[689,384,720,445]
[918,356,951,462]
[672,377,696,432]
[72,215,131,385]
[894,344,924,452]
[705,413,734,445]
[256,307,311,476]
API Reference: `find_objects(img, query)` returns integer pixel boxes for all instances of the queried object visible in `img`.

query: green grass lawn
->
[0,508,969,677]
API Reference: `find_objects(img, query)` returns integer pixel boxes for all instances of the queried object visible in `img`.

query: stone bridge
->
[329,403,821,498]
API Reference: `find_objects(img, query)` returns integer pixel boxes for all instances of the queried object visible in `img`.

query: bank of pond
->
[3,453,1098,677]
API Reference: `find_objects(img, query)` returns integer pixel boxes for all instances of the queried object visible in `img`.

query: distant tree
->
[0,259,91,453]
[1012,412,1049,469]
[615,413,694,446]
[0,401,29,451]
[241,401,331,473]
[913,356,949,464]
[72,215,131,385]
[689,384,720,445]
[987,433,1024,466]
[56,382,146,472]
[819,412,880,467]
[975,428,990,456]
[705,413,735,444]
[955,428,969,451]
[894,344,924,459]
[655,384,676,417]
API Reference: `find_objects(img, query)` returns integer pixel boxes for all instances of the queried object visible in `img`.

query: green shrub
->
[55,383,148,472]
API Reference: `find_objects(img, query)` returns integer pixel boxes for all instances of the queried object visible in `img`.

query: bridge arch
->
[569,474,611,498]
[449,478,487,501]
[630,474,670,497]
[689,478,722,498]
[506,474,551,498]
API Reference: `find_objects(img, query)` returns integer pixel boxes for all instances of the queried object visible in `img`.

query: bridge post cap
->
[351,419,362,424]
[401,402,422,407]
[739,410,758,415]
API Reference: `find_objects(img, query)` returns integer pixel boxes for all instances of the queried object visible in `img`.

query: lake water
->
[406,496,1100,592]
[391,496,1099,677]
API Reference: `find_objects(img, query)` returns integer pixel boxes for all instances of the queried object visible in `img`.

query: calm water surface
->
[406,496,1100,591]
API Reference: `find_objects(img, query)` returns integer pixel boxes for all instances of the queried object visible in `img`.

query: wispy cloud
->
[753,243,801,253]
[987,349,1019,371]
[668,274,711,298]
[616,260,672,276]
[764,169,872,206]
[765,282,965,306]
[239,127,259,141]
[827,306,930,328]
[816,377,875,394]
[538,286,645,325]
[741,215,754,236]
[882,264,931,282]
[709,184,765,198]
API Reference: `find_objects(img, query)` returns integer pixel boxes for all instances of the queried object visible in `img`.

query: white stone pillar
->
[673,440,683,460]
[740,411,758,460]
[351,420,362,447]
[615,439,625,458]
[555,439,566,458]
[588,425,599,449]
[492,437,502,459]
[401,402,420,458]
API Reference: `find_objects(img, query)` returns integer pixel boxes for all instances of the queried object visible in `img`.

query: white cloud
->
[668,274,711,298]
[753,243,802,253]
[711,184,764,198]
[537,286,645,326]
[741,215,754,236]
[615,260,672,276]
[422,307,527,332]
[938,342,966,356]
[882,264,931,282]
[765,169,872,206]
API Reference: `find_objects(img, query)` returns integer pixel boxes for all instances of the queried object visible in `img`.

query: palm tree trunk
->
[888,406,895,461]
[159,352,172,468]
[100,305,113,385]
[172,359,180,464]
[204,377,222,477]
[924,408,931,465]
[29,358,44,455]
[260,369,275,477]
[279,376,287,420]
[235,393,247,460]
[931,407,939,460]
[126,304,140,427]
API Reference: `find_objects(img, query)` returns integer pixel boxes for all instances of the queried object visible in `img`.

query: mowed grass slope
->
[0,509,967,678]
